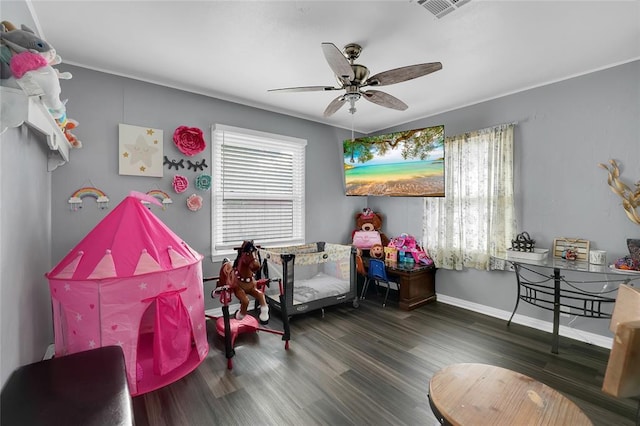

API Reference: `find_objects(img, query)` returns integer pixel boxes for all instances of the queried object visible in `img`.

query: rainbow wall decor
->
[68,187,110,211]
[144,189,173,210]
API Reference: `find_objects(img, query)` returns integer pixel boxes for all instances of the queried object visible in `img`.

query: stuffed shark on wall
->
[0,21,56,78]
[0,20,70,119]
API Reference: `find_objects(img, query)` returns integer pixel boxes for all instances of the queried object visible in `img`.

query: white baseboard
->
[436,294,613,349]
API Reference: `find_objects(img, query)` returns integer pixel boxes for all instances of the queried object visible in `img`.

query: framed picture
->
[552,237,590,261]
[342,124,445,197]
[119,124,163,177]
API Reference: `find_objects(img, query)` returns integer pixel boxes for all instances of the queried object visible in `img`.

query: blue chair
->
[360,258,393,307]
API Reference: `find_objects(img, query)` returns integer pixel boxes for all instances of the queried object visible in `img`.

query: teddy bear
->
[352,208,390,248]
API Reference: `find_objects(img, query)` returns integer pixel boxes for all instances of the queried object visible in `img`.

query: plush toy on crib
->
[217,240,269,324]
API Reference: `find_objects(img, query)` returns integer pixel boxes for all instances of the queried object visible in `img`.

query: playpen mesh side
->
[260,243,352,306]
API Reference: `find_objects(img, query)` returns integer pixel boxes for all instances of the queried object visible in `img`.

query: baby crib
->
[258,242,358,317]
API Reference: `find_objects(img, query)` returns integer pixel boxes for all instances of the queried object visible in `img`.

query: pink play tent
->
[46,192,208,396]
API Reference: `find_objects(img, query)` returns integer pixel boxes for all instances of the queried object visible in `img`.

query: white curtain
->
[423,124,516,271]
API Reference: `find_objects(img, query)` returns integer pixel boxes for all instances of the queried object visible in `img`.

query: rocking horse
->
[205,240,290,369]
[218,240,270,323]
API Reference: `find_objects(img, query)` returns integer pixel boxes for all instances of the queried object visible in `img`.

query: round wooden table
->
[428,363,593,426]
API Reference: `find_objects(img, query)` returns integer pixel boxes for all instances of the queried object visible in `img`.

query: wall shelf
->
[1,79,71,171]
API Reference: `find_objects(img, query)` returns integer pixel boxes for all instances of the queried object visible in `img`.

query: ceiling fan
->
[268,42,442,117]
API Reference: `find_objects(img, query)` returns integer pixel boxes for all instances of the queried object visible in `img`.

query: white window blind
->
[211,124,306,258]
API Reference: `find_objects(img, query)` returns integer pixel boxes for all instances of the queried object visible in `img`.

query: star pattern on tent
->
[47,193,209,391]
[125,135,159,167]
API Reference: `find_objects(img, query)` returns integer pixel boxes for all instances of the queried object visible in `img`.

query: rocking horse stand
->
[204,241,290,370]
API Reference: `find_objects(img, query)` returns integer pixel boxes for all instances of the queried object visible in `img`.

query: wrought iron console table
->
[499,256,640,354]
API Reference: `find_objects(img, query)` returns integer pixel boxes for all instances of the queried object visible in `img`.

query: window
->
[423,123,516,271]
[211,124,306,259]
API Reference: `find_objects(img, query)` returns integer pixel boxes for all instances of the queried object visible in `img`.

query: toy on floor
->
[218,240,270,323]
[207,276,290,369]
[205,240,290,369]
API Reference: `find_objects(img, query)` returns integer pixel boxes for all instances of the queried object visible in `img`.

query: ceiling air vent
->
[418,0,472,19]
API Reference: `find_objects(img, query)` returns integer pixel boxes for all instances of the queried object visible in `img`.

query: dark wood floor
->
[132,294,637,426]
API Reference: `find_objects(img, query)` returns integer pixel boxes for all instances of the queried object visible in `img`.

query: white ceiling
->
[26,0,640,134]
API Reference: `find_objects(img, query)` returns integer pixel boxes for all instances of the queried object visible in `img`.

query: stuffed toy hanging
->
[1,21,69,118]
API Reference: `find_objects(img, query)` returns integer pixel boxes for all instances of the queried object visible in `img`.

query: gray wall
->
[0,126,54,387]
[370,60,640,339]
[1,0,637,388]
[0,0,55,389]
[51,65,364,309]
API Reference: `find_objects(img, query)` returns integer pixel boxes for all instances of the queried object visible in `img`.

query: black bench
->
[1,345,134,425]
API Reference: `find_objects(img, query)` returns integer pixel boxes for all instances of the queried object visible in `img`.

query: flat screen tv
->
[343,124,445,197]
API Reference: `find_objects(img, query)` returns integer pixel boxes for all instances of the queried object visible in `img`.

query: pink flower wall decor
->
[173,126,206,156]
[172,175,189,193]
[187,194,203,212]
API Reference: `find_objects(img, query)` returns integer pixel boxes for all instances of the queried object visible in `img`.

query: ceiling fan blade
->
[321,42,354,84]
[323,95,347,117]
[268,85,340,93]
[366,62,442,87]
[362,90,408,111]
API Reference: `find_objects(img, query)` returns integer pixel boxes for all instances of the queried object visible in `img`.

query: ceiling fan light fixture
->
[269,42,442,118]
[346,93,361,115]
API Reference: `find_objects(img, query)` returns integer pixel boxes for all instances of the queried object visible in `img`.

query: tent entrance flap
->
[151,288,192,376]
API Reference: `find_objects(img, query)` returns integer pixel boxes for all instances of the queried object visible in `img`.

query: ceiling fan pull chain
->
[351,112,355,142]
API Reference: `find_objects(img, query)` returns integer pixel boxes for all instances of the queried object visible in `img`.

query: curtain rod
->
[448,121,518,139]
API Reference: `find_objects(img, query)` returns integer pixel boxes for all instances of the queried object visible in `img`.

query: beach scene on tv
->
[343,125,445,197]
